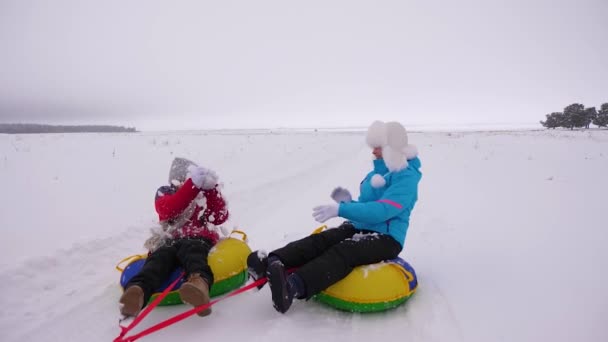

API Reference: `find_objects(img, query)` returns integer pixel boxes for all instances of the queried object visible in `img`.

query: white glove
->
[312,204,339,223]
[331,187,352,203]
[188,166,218,190]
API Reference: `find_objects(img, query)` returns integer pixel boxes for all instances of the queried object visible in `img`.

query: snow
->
[195,196,207,209]
[350,232,380,242]
[0,129,607,342]
[360,263,384,279]
[257,250,268,259]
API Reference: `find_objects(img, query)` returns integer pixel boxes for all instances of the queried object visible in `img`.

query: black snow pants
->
[126,238,214,304]
[270,222,402,299]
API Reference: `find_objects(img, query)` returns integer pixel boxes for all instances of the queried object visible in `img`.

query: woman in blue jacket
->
[248,121,422,313]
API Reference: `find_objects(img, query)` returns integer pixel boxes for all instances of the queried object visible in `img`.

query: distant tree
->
[540,112,564,129]
[563,103,586,129]
[582,107,597,129]
[593,103,608,128]
[0,123,138,134]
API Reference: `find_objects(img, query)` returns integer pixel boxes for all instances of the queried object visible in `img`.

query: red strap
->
[376,199,403,209]
[114,272,184,342]
[116,277,268,342]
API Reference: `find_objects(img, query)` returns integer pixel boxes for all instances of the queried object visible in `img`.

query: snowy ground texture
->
[1,129,607,342]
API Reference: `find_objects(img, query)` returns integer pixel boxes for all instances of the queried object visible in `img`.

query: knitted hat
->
[168,157,198,184]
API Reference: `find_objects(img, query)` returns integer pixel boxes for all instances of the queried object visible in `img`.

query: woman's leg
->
[297,233,401,298]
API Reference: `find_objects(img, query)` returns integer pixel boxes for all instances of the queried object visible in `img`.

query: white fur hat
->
[365,120,387,148]
[366,121,418,173]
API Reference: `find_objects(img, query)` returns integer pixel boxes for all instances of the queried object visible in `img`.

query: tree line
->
[541,103,608,129]
[0,123,138,134]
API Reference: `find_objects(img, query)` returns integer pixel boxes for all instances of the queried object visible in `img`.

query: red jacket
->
[154,178,229,245]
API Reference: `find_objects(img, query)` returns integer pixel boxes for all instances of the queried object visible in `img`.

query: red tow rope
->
[114,276,267,342]
[114,272,184,342]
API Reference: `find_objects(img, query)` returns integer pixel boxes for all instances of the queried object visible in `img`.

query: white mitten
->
[199,170,218,190]
[312,204,339,223]
[330,187,352,203]
[187,165,209,188]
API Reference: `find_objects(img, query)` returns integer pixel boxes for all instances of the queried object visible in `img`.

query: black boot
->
[267,261,305,313]
[247,251,269,289]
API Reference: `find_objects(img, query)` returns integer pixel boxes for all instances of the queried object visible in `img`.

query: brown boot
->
[178,273,211,316]
[119,285,144,317]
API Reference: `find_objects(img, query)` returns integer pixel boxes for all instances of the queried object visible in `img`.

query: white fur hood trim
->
[403,144,418,160]
[384,144,419,172]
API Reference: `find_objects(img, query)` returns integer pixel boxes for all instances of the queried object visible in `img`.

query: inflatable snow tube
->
[314,257,418,312]
[116,231,251,306]
[310,226,418,313]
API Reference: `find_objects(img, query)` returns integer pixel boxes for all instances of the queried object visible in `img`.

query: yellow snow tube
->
[117,230,252,305]
[311,225,419,312]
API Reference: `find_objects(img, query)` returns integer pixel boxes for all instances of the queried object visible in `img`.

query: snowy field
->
[0,128,607,342]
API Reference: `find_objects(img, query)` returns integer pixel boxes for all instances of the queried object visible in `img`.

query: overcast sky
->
[1,0,606,130]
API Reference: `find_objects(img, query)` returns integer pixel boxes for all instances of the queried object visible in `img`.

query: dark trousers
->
[126,238,214,304]
[270,222,402,299]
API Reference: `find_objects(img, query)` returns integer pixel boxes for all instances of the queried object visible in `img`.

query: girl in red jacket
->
[119,157,229,317]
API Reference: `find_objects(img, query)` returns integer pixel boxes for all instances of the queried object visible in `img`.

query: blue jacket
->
[338,157,422,247]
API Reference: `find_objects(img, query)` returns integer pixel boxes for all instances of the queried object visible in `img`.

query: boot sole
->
[178,283,212,316]
[267,262,291,313]
[119,286,144,317]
